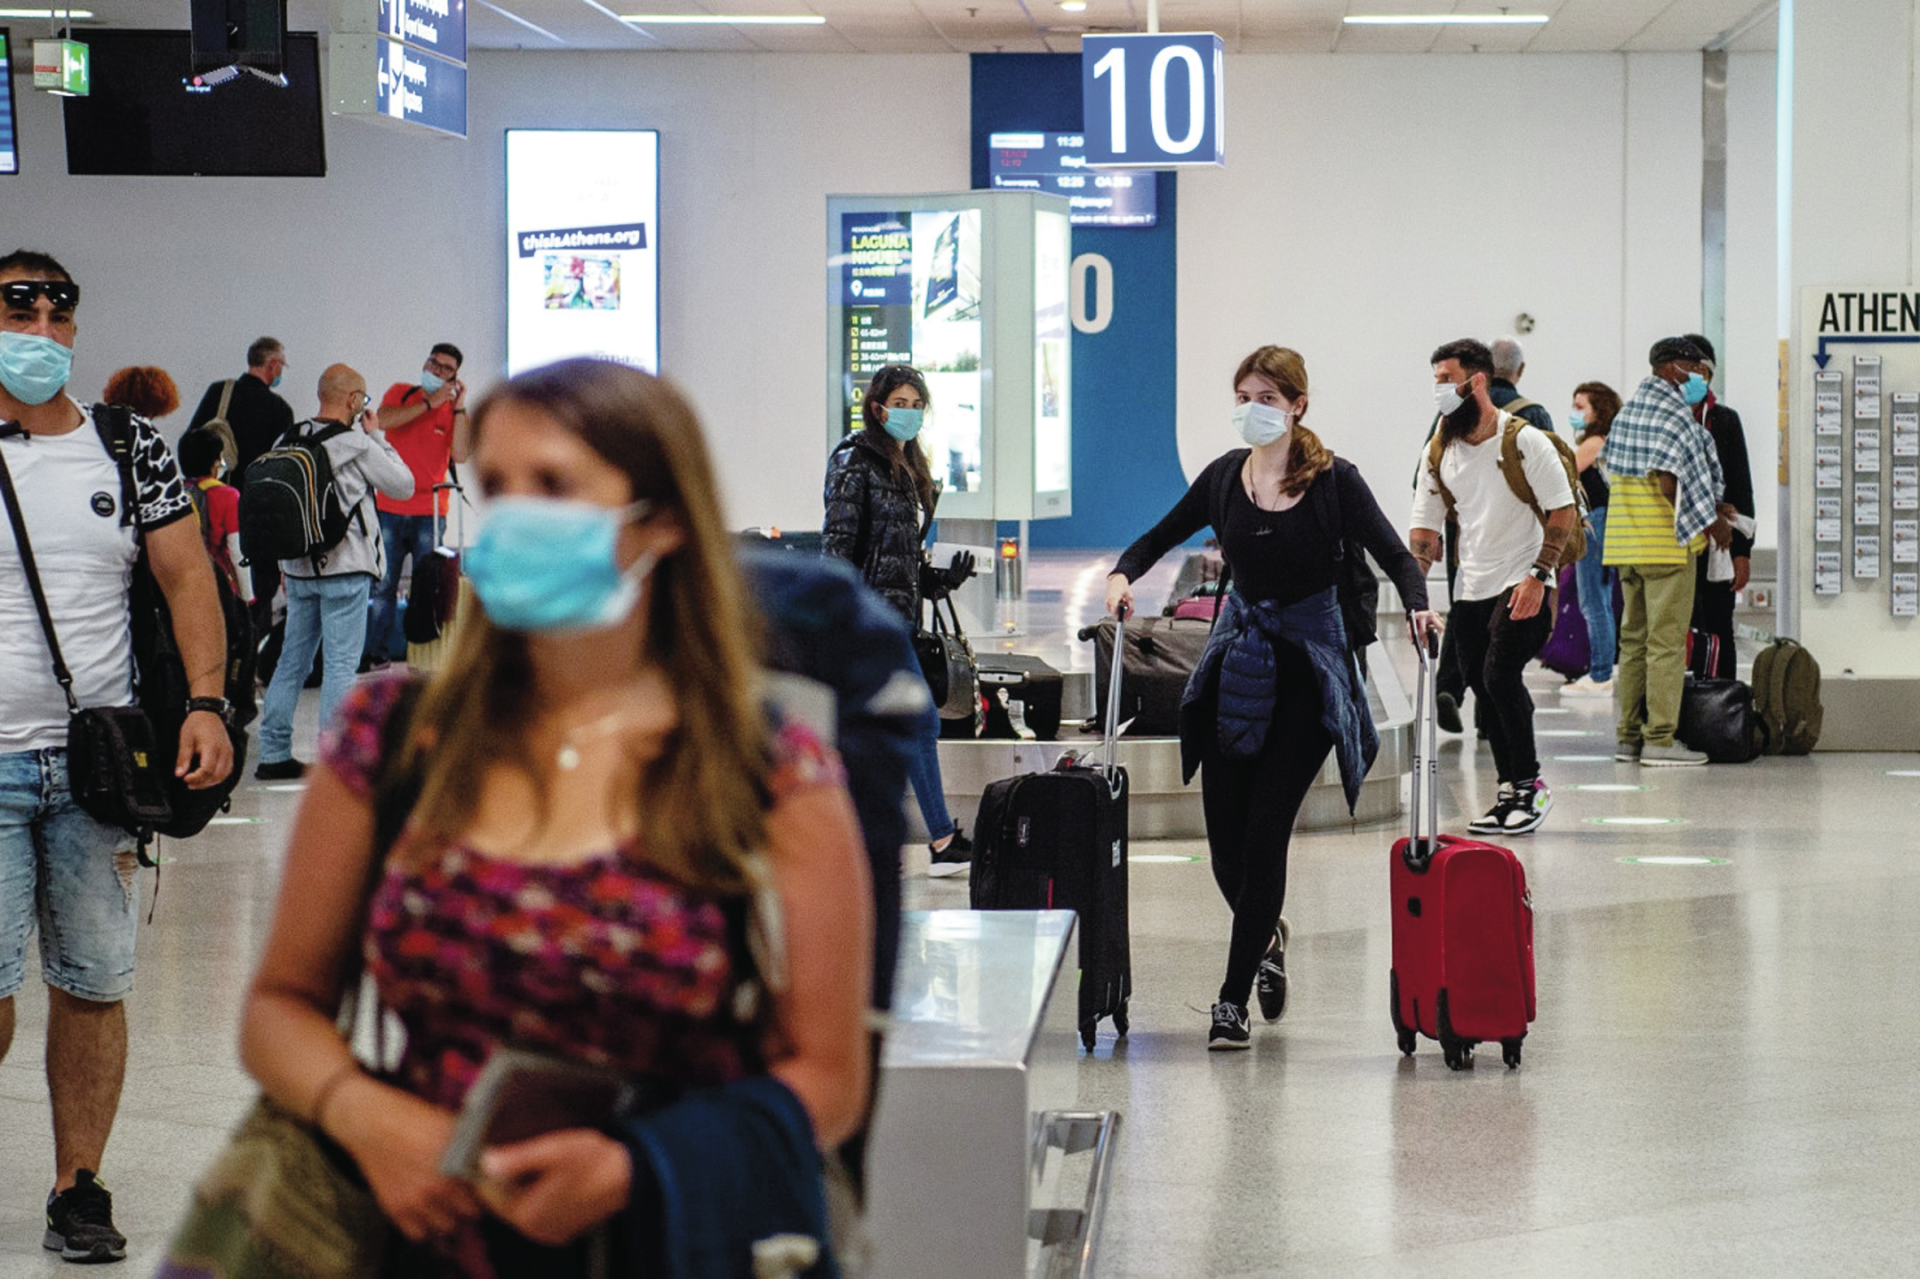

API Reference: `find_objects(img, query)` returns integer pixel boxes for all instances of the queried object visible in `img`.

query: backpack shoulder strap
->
[91,403,141,531]
[1424,431,1456,520]
[1503,395,1539,419]
[1496,416,1541,515]
[1311,459,1347,560]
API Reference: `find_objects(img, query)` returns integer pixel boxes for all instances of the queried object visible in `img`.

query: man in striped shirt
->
[1602,337,1728,766]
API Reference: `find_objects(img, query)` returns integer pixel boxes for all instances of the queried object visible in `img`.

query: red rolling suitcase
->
[1390,632,1536,1070]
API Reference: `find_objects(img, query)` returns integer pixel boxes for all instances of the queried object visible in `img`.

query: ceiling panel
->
[1622,0,1777,51]
[27,0,1786,53]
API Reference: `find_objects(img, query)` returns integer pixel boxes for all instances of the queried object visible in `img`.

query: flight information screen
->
[988,131,1154,228]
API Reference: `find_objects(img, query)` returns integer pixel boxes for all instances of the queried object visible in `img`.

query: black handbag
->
[1677,676,1764,764]
[0,444,175,836]
[927,596,981,739]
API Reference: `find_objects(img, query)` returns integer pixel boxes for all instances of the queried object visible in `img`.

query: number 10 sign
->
[1081,33,1225,168]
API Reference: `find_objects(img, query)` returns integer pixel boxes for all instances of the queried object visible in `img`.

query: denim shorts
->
[0,748,141,1002]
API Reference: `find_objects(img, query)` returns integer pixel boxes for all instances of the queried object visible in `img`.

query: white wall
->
[1176,50,1779,550]
[4,51,971,531]
[4,47,1775,542]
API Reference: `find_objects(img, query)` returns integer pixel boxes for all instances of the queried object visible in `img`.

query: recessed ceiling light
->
[619,12,826,23]
[1344,13,1548,25]
[0,7,96,16]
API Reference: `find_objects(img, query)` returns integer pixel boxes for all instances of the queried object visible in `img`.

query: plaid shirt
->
[1603,374,1725,544]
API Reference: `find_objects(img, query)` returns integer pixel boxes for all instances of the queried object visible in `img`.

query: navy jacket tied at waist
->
[1180,588,1379,812]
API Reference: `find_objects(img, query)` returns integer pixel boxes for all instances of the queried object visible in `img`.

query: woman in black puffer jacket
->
[824,365,973,877]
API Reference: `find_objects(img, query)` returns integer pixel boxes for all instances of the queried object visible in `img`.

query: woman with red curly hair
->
[102,365,180,421]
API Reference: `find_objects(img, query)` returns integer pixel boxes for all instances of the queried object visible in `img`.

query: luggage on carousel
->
[1089,614,1210,736]
[1390,631,1536,1070]
[977,652,1064,741]
[971,613,1131,1051]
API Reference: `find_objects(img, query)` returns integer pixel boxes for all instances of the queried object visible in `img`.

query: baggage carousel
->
[918,551,1415,840]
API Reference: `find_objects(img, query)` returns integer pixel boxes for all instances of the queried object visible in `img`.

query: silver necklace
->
[555,706,640,771]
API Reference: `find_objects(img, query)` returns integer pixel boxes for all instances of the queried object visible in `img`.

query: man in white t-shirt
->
[1410,339,1579,836]
[0,249,234,1262]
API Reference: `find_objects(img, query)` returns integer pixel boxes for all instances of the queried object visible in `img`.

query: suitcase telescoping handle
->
[1406,627,1441,870]
[1102,608,1127,780]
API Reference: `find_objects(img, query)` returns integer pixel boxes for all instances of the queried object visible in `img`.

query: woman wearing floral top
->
[235,360,872,1274]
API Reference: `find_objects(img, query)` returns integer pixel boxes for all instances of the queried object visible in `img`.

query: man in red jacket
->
[364,342,469,665]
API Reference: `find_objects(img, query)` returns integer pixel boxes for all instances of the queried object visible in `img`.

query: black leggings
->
[1198,651,1334,1008]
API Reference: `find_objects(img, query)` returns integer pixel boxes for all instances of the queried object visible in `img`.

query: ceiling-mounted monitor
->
[190,0,286,74]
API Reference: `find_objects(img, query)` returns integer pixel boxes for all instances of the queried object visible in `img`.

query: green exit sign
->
[33,39,88,97]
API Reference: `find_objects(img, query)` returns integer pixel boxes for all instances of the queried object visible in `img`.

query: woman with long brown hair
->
[1104,346,1439,1049]
[823,363,974,877]
[234,359,872,1273]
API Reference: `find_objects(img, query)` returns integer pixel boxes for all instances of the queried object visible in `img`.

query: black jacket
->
[1491,379,1557,437]
[1703,402,1756,559]
[188,372,295,482]
[822,430,932,624]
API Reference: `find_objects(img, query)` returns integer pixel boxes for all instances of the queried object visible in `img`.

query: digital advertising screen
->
[505,129,659,376]
[839,208,984,494]
[988,131,1156,228]
[0,31,17,175]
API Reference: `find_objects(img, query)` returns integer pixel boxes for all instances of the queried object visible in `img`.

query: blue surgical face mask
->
[1568,408,1587,430]
[270,373,283,389]
[465,497,656,634]
[881,406,923,442]
[1681,373,1709,406]
[0,332,74,406]
[419,370,446,395]
[1232,400,1292,448]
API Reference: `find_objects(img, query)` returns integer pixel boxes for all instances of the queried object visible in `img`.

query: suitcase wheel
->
[1441,1036,1475,1072]
[1501,1037,1524,1070]
[1397,1029,1417,1058]
[1113,1002,1129,1038]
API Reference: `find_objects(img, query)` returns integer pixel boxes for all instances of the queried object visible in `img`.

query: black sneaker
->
[928,828,972,878]
[254,758,308,781]
[1468,785,1517,835]
[45,1169,126,1264]
[1208,1000,1251,1050]
[1254,918,1290,1023]
[1499,777,1553,834]
[1435,692,1464,734]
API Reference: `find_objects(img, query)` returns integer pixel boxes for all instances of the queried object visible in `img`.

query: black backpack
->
[93,405,255,840]
[238,421,354,567]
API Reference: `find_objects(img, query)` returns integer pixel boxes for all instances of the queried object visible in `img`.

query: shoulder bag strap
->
[216,378,237,422]
[336,680,427,1048]
[0,445,81,713]
[91,404,140,530]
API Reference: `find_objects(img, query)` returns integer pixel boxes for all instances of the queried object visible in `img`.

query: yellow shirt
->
[1603,475,1705,567]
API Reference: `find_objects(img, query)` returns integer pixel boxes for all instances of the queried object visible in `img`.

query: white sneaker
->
[1642,741,1709,767]
[1562,676,1615,697]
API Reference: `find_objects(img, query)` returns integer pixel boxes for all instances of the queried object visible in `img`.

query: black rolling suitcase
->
[977,653,1064,740]
[971,615,1131,1051]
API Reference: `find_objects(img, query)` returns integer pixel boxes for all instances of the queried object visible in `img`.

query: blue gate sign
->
[377,36,466,137]
[1081,33,1224,169]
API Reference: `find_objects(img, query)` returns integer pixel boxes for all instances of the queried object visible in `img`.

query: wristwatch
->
[186,696,234,725]
[1527,564,1555,587]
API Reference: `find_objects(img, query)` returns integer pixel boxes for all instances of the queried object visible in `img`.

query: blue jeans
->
[0,749,140,1002]
[905,708,957,839]
[366,511,438,663]
[1575,506,1616,682]
[261,574,373,763]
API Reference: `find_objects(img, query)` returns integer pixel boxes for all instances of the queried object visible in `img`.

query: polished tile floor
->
[3,596,1919,1275]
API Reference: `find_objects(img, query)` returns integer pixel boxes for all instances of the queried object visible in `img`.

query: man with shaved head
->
[253,363,413,779]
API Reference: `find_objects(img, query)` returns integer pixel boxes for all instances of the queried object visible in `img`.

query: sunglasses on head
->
[1,280,80,310]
